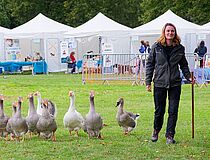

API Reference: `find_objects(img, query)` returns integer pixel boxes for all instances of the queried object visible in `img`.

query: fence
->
[82,53,148,85]
[82,53,210,86]
[189,53,210,87]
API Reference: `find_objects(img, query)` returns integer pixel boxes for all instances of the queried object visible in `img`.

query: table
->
[0,61,47,75]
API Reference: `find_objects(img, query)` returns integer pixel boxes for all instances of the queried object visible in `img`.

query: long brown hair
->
[157,23,181,46]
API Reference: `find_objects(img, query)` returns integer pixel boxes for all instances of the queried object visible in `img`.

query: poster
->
[5,39,21,61]
[101,43,113,54]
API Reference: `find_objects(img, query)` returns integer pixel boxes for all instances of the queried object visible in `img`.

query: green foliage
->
[1,0,210,29]
[0,74,209,159]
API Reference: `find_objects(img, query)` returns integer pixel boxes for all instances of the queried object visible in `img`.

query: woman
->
[69,51,76,73]
[146,23,192,144]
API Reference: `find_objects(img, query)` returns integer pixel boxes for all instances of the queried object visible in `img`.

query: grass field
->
[0,74,209,160]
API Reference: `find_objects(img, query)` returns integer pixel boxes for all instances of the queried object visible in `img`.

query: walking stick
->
[191,72,195,139]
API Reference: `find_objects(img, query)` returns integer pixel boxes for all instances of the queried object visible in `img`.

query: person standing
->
[194,40,207,68]
[145,41,151,54]
[145,23,192,144]
[66,51,76,74]
[70,51,76,73]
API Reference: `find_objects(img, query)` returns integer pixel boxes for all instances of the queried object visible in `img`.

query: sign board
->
[5,39,21,61]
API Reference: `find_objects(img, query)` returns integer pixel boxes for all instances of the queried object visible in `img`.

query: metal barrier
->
[82,53,210,86]
[186,53,210,87]
[82,53,148,85]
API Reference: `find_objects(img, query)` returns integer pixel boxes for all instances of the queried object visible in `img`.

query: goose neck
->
[69,96,75,111]
[89,97,95,112]
[29,97,36,113]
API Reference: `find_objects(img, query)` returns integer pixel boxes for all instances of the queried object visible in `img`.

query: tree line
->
[0,0,210,29]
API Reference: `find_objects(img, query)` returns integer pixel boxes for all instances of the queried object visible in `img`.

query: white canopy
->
[0,26,10,34]
[133,10,201,35]
[7,13,73,38]
[201,22,210,32]
[0,26,11,61]
[65,12,132,37]
[3,13,74,72]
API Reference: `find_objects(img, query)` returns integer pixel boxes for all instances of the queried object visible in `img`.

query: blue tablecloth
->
[194,68,210,83]
[0,61,47,74]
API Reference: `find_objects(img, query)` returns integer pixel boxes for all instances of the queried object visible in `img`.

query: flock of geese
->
[0,91,140,141]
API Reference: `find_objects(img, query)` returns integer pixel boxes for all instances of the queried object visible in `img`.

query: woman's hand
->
[146,85,152,92]
[189,77,196,84]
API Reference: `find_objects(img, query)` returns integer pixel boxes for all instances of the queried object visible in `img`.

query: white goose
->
[34,91,42,116]
[34,91,57,118]
[63,91,84,136]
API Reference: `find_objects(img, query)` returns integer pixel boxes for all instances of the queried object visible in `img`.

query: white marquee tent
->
[132,10,201,54]
[0,26,11,61]
[198,23,210,53]
[65,12,133,60]
[5,13,74,72]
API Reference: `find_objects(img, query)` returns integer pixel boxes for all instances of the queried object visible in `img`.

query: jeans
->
[153,86,181,137]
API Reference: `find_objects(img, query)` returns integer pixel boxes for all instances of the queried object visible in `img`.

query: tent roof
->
[133,10,201,35]
[0,26,10,34]
[201,22,210,30]
[9,13,73,36]
[65,12,132,37]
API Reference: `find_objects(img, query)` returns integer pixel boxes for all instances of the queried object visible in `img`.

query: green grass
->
[0,74,209,160]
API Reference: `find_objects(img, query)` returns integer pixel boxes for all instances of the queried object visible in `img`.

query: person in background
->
[139,40,146,54]
[137,40,146,74]
[145,41,151,54]
[194,40,207,68]
[34,52,43,61]
[67,51,76,73]
[146,23,192,144]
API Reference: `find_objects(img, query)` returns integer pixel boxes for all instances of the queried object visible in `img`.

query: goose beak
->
[116,101,120,107]
[69,91,73,96]
[34,91,40,96]
[27,93,33,99]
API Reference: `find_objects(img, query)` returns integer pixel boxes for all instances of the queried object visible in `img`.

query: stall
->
[0,60,47,75]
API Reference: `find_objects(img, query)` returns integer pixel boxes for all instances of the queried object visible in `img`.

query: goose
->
[34,91,42,116]
[26,93,40,137]
[6,102,17,141]
[84,91,103,139]
[63,91,84,136]
[115,98,140,135]
[0,94,9,138]
[34,91,57,118]
[36,99,57,141]
[11,97,28,141]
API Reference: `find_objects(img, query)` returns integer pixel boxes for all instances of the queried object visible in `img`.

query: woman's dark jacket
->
[145,42,191,88]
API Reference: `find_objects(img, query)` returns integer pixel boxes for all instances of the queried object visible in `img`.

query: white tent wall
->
[131,33,198,55]
[31,39,44,57]
[101,36,130,54]
[202,34,210,54]
[131,35,160,54]
[46,38,64,72]
[76,36,99,60]
[0,34,4,61]
[19,39,31,60]
[182,33,197,53]
[75,35,131,61]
